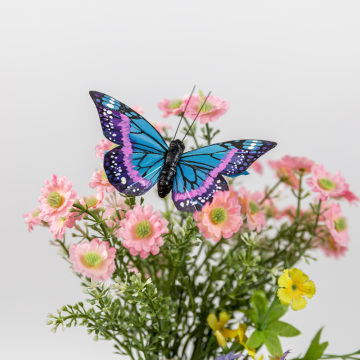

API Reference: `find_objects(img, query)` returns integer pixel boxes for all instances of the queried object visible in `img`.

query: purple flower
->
[269,349,292,360]
[216,352,243,360]
[281,350,291,360]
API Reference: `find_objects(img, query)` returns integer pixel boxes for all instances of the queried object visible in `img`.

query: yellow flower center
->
[319,178,336,190]
[335,217,347,232]
[199,101,213,113]
[135,220,152,238]
[292,284,297,291]
[47,192,63,208]
[86,197,98,208]
[32,209,40,217]
[84,252,102,267]
[57,217,66,227]
[210,207,227,224]
[249,201,260,214]
[169,99,182,109]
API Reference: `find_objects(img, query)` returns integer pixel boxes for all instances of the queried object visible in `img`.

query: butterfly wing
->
[90,91,168,195]
[172,139,277,212]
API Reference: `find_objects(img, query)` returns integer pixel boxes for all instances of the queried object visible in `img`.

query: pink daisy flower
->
[49,212,78,240]
[323,203,349,246]
[38,175,77,222]
[153,122,173,134]
[237,187,267,232]
[119,205,169,259]
[321,233,348,259]
[69,238,116,281]
[250,161,263,175]
[89,169,115,193]
[158,97,187,118]
[24,208,41,231]
[95,139,116,159]
[184,93,229,125]
[306,165,348,201]
[193,191,242,242]
[268,159,299,189]
[281,155,315,173]
[80,192,104,210]
[131,105,144,115]
[335,189,359,205]
[103,193,130,220]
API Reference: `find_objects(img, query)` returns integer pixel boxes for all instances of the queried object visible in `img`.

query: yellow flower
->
[215,330,227,348]
[207,312,237,347]
[277,268,316,310]
[235,323,256,358]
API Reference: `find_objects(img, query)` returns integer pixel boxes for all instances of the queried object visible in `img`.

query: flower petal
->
[277,288,292,306]
[298,280,316,299]
[215,330,227,348]
[219,311,230,327]
[245,345,256,359]
[237,323,247,343]
[291,296,307,310]
[289,268,309,284]
[222,328,238,339]
[207,313,218,331]
[278,269,292,289]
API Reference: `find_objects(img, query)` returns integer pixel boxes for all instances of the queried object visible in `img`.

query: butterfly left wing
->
[104,147,165,195]
[172,139,277,212]
[90,91,168,196]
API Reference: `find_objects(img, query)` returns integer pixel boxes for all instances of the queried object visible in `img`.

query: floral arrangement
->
[25,90,360,360]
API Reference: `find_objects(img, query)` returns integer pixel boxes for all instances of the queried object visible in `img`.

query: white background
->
[1,1,360,359]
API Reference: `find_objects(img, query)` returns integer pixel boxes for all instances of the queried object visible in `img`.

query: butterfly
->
[90,91,277,213]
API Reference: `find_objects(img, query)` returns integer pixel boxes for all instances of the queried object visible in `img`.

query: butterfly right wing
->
[90,91,168,195]
[172,140,277,212]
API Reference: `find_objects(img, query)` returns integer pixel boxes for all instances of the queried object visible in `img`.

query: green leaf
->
[240,309,259,325]
[251,290,268,320]
[265,302,288,325]
[302,328,329,360]
[267,321,301,337]
[263,330,283,356]
[246,330,265,348]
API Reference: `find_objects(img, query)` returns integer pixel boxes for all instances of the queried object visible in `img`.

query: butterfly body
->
[90,90,277,213]
[158,139,185,198]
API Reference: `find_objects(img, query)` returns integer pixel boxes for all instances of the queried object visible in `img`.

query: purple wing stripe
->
[172,173,229,213]
[173,149,236,202]
[116,114,151,187]
[209,148,237,177]
[104,147,156,196]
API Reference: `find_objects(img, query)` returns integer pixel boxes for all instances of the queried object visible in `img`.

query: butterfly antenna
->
[172,85,196,140]
[182,91,211,142]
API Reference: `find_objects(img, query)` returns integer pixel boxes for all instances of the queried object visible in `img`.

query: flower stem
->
[260,179,282,204]
[205,123,212,145]
[56,239,69,257]
[240,243,254,281]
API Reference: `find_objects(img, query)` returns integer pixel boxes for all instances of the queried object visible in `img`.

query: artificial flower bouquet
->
[25,90,360,360]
